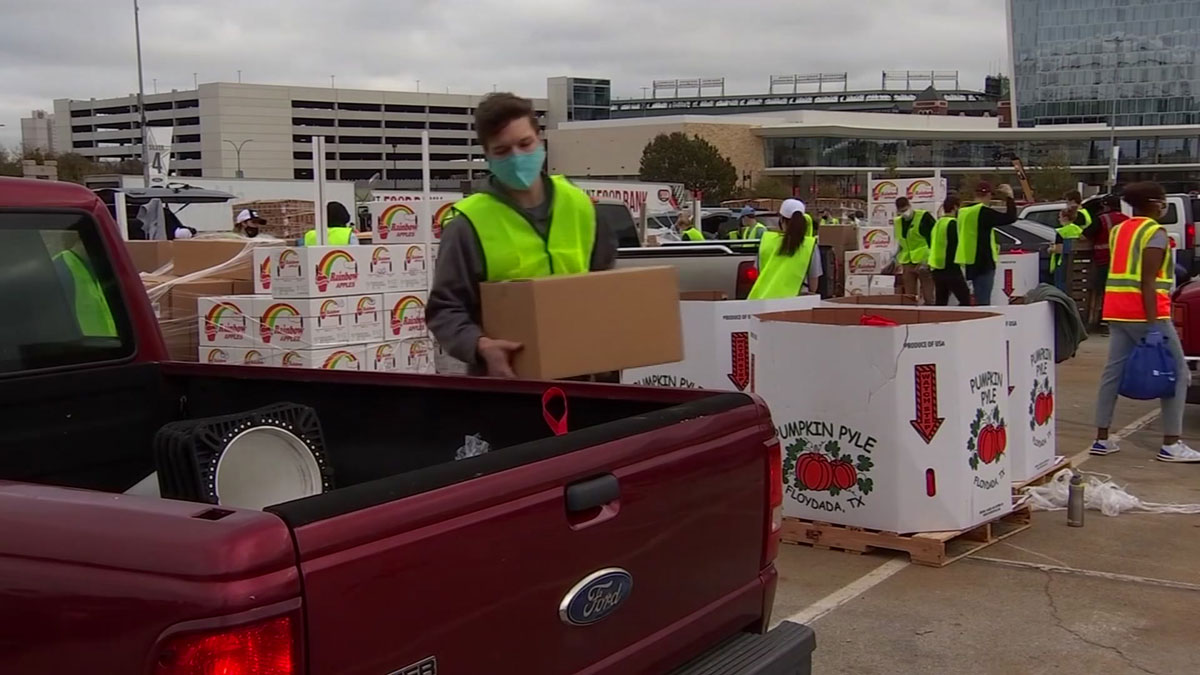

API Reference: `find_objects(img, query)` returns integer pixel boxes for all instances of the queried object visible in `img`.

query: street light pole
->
[390,142,398,189]
[134,0,150,187]
[224,139,253,178]
[1106,35,1124,189]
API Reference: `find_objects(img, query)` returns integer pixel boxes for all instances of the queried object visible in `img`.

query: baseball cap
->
[738,206,756,218]
[779,199,806,219]
[236,208,266,225]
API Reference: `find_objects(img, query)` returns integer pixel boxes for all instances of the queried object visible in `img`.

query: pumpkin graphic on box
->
[783,435,874,510]
[968,406,1008,469]
[1029,377,1054,429]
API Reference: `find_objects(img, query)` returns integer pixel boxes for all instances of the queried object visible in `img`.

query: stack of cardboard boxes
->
[199,241,432,373]
[231,200,315,240]
[130,240,255,362]
[844,225,897,296]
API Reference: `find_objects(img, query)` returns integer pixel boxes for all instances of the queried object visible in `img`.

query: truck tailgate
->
[269,394,772,675]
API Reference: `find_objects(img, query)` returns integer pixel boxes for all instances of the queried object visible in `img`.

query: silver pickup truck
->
[605,202,763,299]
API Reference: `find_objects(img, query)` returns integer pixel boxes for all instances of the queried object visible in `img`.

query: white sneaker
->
[1089,440,1120,456]
[1157,442,1200,463]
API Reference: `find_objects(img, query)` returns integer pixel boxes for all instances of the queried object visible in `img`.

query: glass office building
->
[1010,0,1200,127]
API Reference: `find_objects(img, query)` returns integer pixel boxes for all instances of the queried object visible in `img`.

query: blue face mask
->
[487,145,545,190]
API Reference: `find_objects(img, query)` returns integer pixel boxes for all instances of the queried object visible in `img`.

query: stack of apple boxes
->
[195,240,433,373]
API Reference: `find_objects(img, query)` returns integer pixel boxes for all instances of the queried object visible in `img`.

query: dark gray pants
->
[1094,320,1189,436]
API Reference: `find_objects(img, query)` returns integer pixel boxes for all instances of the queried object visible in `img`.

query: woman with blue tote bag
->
[1091,182,1200,463]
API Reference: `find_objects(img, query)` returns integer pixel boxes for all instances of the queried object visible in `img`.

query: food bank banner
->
[868,177,948,226]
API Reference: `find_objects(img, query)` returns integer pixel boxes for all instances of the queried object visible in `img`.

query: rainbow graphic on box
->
[321,350,359,370]
[259,303,300,344]
[377,204,417,241]
[374,343,396,370]
[370,246,393,273]
[277,249,300,277]
[319,299,341,320]
[205,348,229,364]
[315,250,358,292]
[203,302,247,342]
[847,252,883,274]
[433,202,456,240]
[404,245,426,271]
[390,296,426,336]
[243,350,266,366]
[281,351,304,368]
[357,296,377,317]
[871,181,899,201]
[862,229,893,247]
[906,179,935,200]
[259,255,272,290]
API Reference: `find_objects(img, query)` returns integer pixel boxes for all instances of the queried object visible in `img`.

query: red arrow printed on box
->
[1003,268,1015,298]
[728,331,751,391]
[909,363,945,444]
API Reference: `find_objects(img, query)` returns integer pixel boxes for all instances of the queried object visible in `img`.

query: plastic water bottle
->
[1067,474,1085,527]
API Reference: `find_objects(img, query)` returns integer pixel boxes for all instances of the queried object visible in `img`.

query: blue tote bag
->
[1119,335,1177,400]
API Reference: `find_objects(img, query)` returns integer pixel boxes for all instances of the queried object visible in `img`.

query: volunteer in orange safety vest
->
[1091,181,1200,463]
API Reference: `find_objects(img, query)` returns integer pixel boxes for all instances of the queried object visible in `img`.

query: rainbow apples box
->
[752,306,1013,534]
[252,246,284,295]
[621,296,822,390]
[271,245,364,299]
[256,296,350,348]
[365,338,436,374]
[198,346,277,367]
[383,291,429,341]
[346,294,386,343]
[939,302,1057,482]
[370,201,430,244]
[845,250,894,276]
[362,244,428,293]
[278,345,365,371]
[858,226,897,252]
[197,295,259,348]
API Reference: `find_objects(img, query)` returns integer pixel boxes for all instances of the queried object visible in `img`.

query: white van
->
[1019,195,1195,270]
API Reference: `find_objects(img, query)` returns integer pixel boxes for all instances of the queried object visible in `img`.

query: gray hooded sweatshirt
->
[425,174,618,369]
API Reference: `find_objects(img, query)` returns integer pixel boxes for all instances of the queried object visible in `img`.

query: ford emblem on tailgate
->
[559,568,633,626]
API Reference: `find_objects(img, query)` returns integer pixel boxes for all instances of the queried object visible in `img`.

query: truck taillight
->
[764,437,782,567]
[1187,222,1195,251]
[154,615,296,675]
[737,261,759,299]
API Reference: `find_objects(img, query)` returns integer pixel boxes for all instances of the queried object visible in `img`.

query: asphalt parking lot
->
[771,336,1200,675]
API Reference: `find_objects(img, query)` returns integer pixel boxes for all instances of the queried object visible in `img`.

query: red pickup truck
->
[0,177,813,675]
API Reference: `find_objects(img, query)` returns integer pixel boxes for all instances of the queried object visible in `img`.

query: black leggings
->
[933,267,972,306]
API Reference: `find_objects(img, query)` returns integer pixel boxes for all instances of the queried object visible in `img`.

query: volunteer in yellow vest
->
[53,247,117,337]
[426,92,617,377]
[893,196,936,304]
[1050,190,1094,286]
[304,202,357,246]
[748,199,821,299]
[954,181,1017,305]
[1091,181,1199,463]
[727,206,766,240]
[928,195,972,306]
[677,211,705,241]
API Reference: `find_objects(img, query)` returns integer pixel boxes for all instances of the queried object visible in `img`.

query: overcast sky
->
[0,0,1011,148]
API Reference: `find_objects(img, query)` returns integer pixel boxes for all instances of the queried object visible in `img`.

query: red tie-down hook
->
[542,387,569,436]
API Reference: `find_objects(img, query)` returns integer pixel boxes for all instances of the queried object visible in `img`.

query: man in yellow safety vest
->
[728,206,766,240]
[1050,189,1094,289]
[955,182,1017,304]
[304,202,357,246]
[426,93,617,377]
[894,196,936,304]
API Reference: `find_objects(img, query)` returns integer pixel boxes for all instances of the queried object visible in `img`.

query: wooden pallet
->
[780,504,1033,567]
[1012,455,1072,492]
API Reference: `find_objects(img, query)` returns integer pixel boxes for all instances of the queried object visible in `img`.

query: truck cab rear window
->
[0,211,133,374]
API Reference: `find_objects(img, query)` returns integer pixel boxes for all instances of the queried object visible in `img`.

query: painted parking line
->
[781,557,909,626]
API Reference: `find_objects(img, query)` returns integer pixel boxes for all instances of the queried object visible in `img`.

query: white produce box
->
[753,305,1013,533]
[622,295,822,390]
